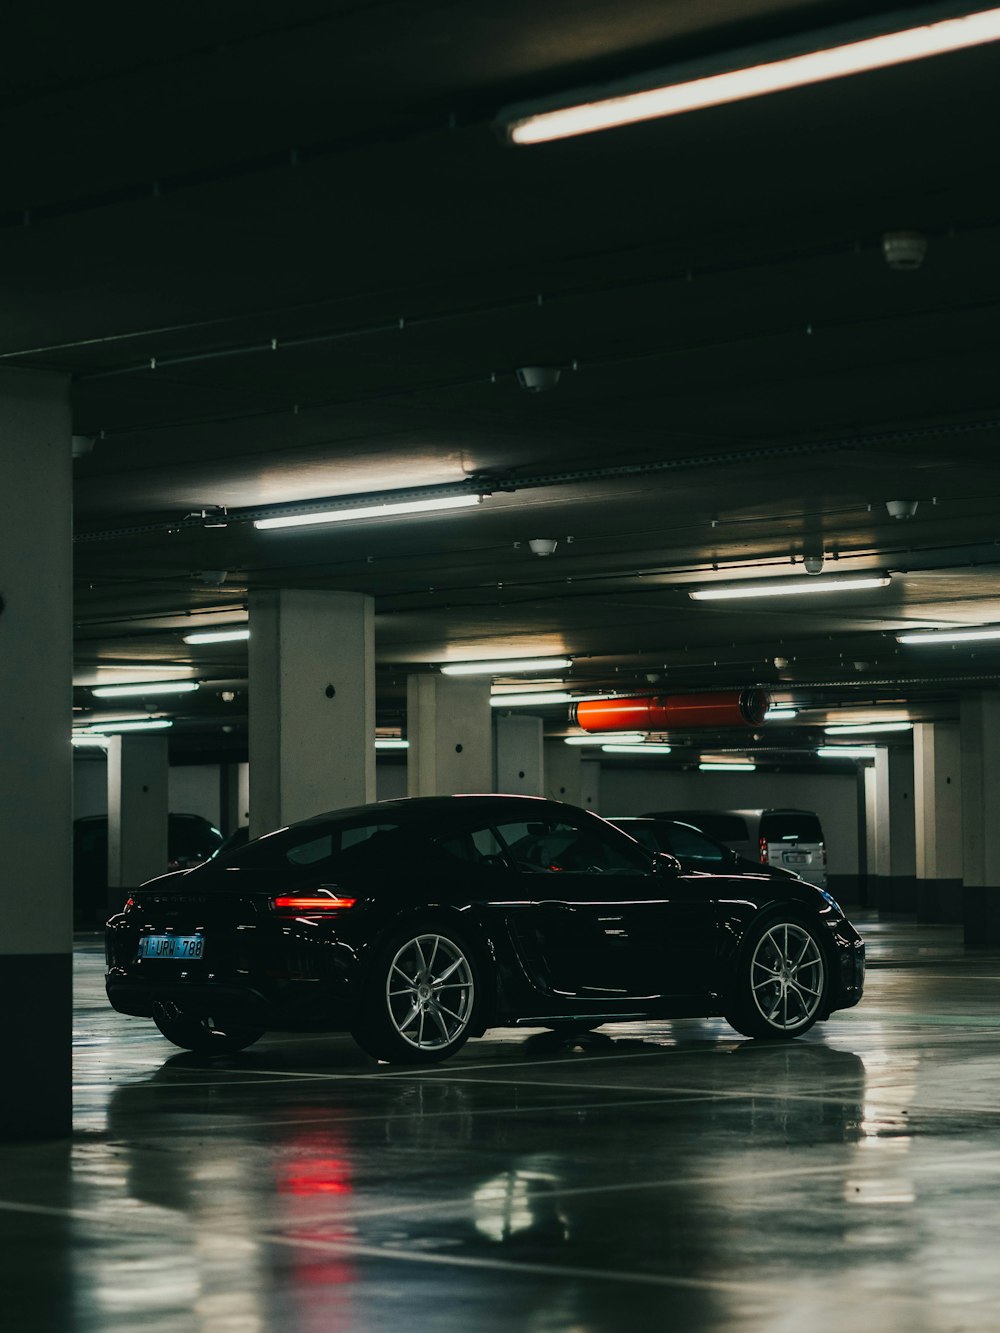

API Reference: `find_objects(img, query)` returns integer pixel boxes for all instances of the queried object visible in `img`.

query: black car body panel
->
[105,796,864,1054]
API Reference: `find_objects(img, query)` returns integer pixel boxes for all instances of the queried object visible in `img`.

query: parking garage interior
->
[4,2,1000,1328]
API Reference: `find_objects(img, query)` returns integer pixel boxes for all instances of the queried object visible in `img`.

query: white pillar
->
[248,590,375,835]
[495,714,544,795]
[545,740,582,805]
[580,759,601,812]
[960,693,1000,945]
[107,734,169,907]
[407,676,492,795]
[0,368,72,1140]
[873,746,916,911]
[913,722,962,922]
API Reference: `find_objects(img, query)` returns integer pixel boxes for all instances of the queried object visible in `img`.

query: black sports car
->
[105,795,865,1063]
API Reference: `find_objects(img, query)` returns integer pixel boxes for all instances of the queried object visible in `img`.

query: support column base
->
[869,875,917,913]
[963,887,1000,948]
[0,954,71,1140]
[916,878,963,924]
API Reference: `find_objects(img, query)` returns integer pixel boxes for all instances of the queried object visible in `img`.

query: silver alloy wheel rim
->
[749,922,825,1031]
[386,933,475,1050]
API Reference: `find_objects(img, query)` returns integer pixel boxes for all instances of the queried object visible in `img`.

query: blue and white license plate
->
[137,934,205,961]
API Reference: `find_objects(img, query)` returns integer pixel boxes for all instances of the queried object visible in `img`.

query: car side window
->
[492,819,646,875]
[431,826,507,866]
[668,825,728,865]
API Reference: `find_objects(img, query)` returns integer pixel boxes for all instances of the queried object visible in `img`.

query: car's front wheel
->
[725,917,828,1040]
[152,1001,264,1054]
[352,924,482,1064]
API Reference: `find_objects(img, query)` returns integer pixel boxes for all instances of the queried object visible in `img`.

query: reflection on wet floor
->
[4,912,1000,1331]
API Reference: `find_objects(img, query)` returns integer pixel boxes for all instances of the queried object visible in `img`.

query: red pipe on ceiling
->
[572,689,770,732]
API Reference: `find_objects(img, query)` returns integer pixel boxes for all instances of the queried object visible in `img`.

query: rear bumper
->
[106,970,358,1029]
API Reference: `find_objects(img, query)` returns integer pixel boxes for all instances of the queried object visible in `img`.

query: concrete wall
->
[597,767,859,875]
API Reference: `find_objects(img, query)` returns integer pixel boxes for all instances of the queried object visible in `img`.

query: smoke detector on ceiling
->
[882,230,927,271]
[515,366,561,392]
[885,499,919,520]
[527,538,558,556]
[803,552,825,575]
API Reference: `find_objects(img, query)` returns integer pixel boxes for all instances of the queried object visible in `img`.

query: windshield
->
[760,812,824,844]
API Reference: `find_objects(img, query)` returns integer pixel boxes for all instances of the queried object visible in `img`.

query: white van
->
[641,807,827,890]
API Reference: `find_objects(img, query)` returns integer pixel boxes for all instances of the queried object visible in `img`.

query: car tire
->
[152,1001,264,1054]
[351,921,483,1065]
[724,916,829,1040]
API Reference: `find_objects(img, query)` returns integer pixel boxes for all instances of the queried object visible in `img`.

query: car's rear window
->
[221,820,416,874]
[760,811,824,844]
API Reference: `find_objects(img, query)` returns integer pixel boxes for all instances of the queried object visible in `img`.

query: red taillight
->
[760,836,768,864]
[272,894,357,914]
[123,897,135,911]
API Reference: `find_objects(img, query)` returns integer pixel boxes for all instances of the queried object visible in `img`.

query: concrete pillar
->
[960,693,1000,946]
[580,759,601,812]
[913,722,962,923]
[872,746,916,912]
[248,590,375,835]
[0,368,72,1140]
[407,676,492,795]
[219,762,242,836]
[107,735,169,911]
[545,740,582,806]
[495,714,544,795]
[863,765,878,903]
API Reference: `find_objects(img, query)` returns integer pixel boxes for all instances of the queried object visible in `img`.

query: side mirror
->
[652,852,682,876]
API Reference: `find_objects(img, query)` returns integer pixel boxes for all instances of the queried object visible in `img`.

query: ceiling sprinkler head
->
[803,552,825,575]
[515,365,561,393]
[885,499,919,520]
[882,230,927,271]
[527,538,558,557]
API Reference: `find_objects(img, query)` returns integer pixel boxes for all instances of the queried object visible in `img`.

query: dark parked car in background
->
[606,817,799,880]
[106,796,864,1062]
[75,813,223,927]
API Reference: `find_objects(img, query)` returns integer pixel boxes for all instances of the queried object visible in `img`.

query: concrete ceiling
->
[11,2,1000,764]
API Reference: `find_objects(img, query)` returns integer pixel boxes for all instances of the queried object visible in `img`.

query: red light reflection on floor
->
[275,1125,357,1324]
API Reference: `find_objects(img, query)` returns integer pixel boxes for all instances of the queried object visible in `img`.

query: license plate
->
[137,934,205,961]
[784,853,807,864]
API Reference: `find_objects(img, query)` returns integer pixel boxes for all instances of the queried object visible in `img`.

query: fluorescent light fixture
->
[85,719,174,734]
[182,627,250,644]
[690,574,890,600]
[443,657,572,676]
[897,625,1000,644]
[489,691,573,708]
[816,745,877,759]
[505,8,1000,144]
[71,735,109,748]
[564,732,646,746]
[698,762,758,772]
[765,707,797,720]
[374,738,409,750]
[602,743,673,754]
[254,494,482,531]
[824,721,913,734]
[92,680,200,699]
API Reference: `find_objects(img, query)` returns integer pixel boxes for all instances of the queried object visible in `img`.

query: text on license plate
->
[137,934,205,961]
[784,853,807,864]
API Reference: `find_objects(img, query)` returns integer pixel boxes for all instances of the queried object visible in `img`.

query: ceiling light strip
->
[897,626,1000,644]
[690,574,891,600]
[505,7,1000,144]
[92,680,200,699]
[254,493,482,531]
[824,721,913,734]
[182,628,250,644]
[443,657,572,676]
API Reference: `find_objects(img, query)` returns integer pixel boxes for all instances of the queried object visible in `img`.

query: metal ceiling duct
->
[571,688,770,732]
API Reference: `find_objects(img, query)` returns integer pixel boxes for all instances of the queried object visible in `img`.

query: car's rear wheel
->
[725,917,828,1040]
[152,1001,264,1054]
[352,924,482,1064]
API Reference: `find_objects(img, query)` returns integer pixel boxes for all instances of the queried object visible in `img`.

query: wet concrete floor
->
[3,912,1000,1331]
